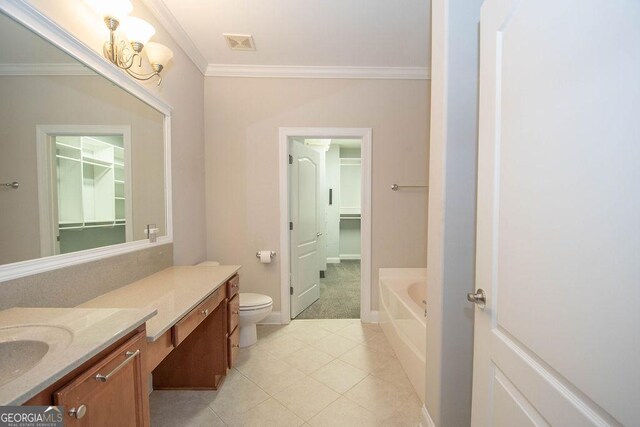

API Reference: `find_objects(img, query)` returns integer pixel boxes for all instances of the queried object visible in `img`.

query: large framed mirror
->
[0,2,172,282]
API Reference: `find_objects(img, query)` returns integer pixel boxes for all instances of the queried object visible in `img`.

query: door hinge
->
[288,154,293,164]
[290,286,294,295]
[289,222,293,230]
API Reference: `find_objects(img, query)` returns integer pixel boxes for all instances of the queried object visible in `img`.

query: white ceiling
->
[145,0,431,77]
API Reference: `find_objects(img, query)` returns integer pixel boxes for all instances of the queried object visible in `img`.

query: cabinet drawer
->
[55,331,149,427]
[228,294,239,334]
[227,326,240,369]
[226,274,240,299]
[173,286,225,347]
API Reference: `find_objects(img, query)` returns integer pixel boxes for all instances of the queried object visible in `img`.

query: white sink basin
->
[0,325,73,386]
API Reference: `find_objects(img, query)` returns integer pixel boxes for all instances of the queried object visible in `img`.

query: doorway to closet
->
[279,128,372,323]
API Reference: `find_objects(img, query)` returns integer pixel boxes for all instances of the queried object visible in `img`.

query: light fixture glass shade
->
[144,42,174,66]
[121,17,155,45]
[86,0,133,18]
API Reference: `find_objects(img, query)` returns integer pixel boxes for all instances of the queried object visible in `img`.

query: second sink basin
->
[0,340,49,386]
[0,325,73,386]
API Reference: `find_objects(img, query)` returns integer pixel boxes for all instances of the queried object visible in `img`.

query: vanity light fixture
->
[86,0,173,85]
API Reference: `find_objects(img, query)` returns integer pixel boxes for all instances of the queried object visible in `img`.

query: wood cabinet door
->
[55,331,150,427]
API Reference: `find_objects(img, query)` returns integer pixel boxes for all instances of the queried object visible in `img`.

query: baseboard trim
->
[259,311,283,325]
[339,254,361,260]
[326,257,341,264]
[368,310,380,323]
[421,405,436,427]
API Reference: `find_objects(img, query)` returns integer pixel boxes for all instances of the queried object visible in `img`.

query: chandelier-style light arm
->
[124,64,164,86]
[87,0,172,86]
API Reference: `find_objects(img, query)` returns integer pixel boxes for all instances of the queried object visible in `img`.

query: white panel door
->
[290,141,321,318]
[471,1,640,426]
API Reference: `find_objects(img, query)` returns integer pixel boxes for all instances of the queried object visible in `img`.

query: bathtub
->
[378,268,427,403]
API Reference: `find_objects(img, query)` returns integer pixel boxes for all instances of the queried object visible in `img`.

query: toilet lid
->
[240,293,273,310]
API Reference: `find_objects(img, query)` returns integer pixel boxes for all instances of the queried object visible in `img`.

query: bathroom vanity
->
[80,265,241,390]
[0,308,156,422]
[0,265,241,426]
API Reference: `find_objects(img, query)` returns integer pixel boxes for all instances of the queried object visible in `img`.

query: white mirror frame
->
[0,1,173,282]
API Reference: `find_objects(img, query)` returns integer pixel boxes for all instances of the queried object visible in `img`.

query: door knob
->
[467,289,486,308]
[69,404,87,419]
[316,232,323,237]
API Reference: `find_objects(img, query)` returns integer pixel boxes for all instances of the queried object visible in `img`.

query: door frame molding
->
[278,127,373,323]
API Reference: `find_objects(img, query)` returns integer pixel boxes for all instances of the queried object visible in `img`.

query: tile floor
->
[150,319,423,426]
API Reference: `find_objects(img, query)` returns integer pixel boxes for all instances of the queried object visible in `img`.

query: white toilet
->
[239,292,273,347]
[197,261,272,347]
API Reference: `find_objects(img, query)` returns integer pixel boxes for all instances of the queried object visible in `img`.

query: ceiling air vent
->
[223,34,255,51]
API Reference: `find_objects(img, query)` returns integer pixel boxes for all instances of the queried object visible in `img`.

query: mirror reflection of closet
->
[49,132,132,255]
[0,8,167,270]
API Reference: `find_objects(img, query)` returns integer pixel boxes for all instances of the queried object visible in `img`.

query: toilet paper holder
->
[256,251,276,259]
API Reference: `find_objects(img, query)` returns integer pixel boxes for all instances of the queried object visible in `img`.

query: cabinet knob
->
[232,310,239,315]
[69,404,87,419]
[201,308,209,316]
[232,343,240,348]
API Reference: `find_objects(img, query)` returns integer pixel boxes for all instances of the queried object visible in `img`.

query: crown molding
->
[0,63,96,76]
[205,64,431,79]
[131,0,431,80]
[139,0,208,74]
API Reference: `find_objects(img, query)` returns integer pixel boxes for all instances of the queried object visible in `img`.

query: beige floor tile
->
[222,398,305,427]
[273,376,340,421]
[363,334,397,357]
[339,344,394,373]
[237,351,307,395]
[235,347,281,377]
[257,324,289,342]
[308,396,381,427]
[150,391,225,427]
[311,333,359,357]
[379,392,423,426]
[344,375,412,418]
[235,345,267,370]
[370,358,416,396]
[281,346,335,374]
[361,322,382,330]
[314,318,359,333]
[257,333,308,359]
[310,359,368,394]
[284,324,332,344]
[336,323,384,343]
[206,369,270,419]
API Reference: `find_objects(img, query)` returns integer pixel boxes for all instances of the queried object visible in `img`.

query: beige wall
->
[204,77,430,313]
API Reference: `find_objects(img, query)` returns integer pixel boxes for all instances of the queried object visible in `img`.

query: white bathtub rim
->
[379,289,427,363]
[379,267,427,280]
[380,279,427,328]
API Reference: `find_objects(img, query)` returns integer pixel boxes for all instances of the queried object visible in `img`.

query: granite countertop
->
[0,307,156,405]
[79,265,241,342]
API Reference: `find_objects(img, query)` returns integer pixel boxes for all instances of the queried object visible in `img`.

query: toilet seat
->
[240,293,273,311]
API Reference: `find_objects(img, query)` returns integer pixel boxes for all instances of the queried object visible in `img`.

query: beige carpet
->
[295,260,360,319]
